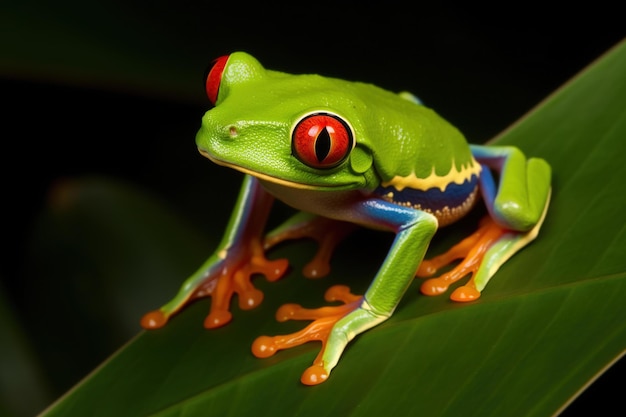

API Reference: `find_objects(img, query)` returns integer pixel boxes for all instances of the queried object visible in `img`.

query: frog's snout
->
[195,121,237,165]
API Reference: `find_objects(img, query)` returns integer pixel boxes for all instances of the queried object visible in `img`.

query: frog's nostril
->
[228,125,238,137]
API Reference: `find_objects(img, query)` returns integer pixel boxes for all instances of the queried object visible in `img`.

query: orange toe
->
[420,278,449,296]
[140,310,168,329]
[251,335,278,358]
[204,310,233,329]
[301,365,329,385]
[450,285,481,302]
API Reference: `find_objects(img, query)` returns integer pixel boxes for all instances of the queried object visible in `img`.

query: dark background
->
[2,2,624,416]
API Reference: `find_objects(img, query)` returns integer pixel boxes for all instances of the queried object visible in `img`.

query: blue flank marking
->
[374,174,479,212]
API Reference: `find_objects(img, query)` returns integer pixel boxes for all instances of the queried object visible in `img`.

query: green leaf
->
[35,40,626,417]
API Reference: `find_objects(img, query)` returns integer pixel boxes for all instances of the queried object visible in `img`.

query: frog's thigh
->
[472,145,551,231]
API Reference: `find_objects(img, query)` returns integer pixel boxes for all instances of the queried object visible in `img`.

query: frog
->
[141,51,552,385]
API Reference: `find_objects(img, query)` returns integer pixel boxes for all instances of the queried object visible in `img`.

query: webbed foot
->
[141,236,289,329]
[416,214,543,301]
[252,285,363,385]
[264,215,356,279]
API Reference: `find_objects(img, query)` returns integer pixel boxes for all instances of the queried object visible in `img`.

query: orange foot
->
[141,235,289,330]
[264,216,356,279]
[416,216,509,302]
[252,285,362,385]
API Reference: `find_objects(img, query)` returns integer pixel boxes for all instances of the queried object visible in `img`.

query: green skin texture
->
[200,54,473,190]
[162,52,552,383]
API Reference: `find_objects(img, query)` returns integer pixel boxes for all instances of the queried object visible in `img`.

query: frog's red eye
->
[204,55,230,105]
[291,112,354,169]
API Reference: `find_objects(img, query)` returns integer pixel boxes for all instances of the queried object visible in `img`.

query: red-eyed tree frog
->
[141,52,552,385]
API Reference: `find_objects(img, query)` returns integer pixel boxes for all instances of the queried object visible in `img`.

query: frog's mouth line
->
[198,148,344,190]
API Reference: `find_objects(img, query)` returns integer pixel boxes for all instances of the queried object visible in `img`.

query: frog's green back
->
[258,71,476,183]
[322,78,476,184]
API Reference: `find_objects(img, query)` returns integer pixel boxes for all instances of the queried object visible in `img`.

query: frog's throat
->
[381,158,482,192]
[199,149,354,190]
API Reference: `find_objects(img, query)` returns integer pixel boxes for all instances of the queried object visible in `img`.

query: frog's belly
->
[258,179,396,231]
[374,175,480,227]
[259,174,479,229]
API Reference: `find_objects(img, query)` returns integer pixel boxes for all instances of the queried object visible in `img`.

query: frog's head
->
[195,52,379,191]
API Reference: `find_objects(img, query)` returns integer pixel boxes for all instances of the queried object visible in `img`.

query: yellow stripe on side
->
[381,158,482,192]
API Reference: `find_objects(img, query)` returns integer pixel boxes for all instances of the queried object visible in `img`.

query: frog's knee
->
[494,201,541,232]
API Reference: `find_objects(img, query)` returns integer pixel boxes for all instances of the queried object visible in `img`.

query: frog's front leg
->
[141,175,289,329]
[253,200,438,385]
[417,145,551,301]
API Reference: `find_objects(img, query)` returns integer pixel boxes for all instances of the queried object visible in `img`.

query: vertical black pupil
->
[315,127,331,162]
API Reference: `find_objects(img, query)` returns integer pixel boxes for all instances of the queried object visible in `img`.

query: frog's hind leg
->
[417,178,550,302]
[417,212,544,301]
[264,212,357,279]
[417,144,551,301]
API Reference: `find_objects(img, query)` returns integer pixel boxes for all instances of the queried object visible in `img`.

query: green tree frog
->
[141,52,551,385]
